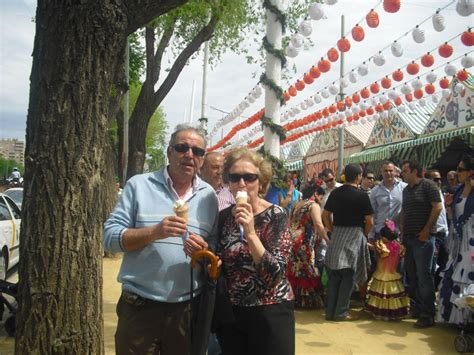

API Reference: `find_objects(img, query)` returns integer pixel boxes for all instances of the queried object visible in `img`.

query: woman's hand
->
[235,202,256,236]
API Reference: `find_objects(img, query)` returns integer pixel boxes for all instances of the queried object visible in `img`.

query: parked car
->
[0,194,21,280]
[3,188,23,210]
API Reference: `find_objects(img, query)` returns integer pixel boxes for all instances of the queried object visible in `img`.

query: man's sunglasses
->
[228,173,259,183]
[173,143,206,157]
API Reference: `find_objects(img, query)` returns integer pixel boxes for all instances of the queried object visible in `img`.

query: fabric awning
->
[285,160,304,171]
[345,145,392,164]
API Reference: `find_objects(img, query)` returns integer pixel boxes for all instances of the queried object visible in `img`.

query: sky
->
[0,0,472,147]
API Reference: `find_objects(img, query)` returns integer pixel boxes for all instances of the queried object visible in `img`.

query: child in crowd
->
[365,220,409,320]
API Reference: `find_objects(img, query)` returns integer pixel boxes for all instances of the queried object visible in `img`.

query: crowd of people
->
[103,123,473,355]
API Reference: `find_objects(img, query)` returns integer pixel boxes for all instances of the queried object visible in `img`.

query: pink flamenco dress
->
[287,200,324,308]
[365,240,410,320]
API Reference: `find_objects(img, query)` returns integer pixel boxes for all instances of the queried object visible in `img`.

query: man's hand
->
[153,216,187,240]
[417,228,430,242]
[183,232,208,257]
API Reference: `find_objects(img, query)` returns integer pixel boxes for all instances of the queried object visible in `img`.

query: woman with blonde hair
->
[215,148,295,355]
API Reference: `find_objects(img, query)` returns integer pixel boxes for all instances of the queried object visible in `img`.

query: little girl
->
[365,220,409,320]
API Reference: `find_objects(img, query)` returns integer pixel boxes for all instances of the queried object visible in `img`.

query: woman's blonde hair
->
[223,148,272,196]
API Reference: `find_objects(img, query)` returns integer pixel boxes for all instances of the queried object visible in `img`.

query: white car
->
[0,194,21,280]
[3,187,23,209]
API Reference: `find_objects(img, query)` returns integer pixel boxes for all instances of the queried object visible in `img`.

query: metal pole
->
[122,38,130,184]
[189,79,196,123]
[337,15,345,178]
[201,41,209,119]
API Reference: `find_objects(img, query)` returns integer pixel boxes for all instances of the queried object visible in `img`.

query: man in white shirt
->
[320,168,342,209]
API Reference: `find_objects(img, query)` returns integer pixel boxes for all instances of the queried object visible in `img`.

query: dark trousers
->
[115,291,192,355]
[216,301,295,355]
[432,231,448,289]
[326,268,355,320]
[404,236,436,318]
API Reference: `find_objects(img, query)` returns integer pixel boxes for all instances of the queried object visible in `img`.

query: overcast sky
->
[0,0,471,146]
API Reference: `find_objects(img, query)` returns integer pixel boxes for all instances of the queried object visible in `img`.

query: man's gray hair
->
[169,124,207,148]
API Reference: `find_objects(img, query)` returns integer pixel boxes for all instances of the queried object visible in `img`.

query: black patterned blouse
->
[218,204,294,306]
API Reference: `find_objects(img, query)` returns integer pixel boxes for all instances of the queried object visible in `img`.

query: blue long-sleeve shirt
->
[103,168,218,302]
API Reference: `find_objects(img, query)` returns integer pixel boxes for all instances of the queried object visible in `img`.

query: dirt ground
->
[0,256,463,354]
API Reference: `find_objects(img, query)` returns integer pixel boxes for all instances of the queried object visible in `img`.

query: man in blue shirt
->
[103,124,218,354]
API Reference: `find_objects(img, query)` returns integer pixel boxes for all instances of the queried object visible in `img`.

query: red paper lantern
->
[337,37,351,53]
[361,87,370,99]
[337,101,345,111]
[394,96,402,106]
[366,10,380,28]
[352,92,361,104]
[347,116,354,123]
[439,77,450,89]
[359,110,366,117]
[425,83,435,95]
[316,111,323,119]
[351,25,365,42]
[284,92,290,101]
[438,43,453,58]
[329,104,337,114]
[353,113,360,120]
[327,48,339,62]
[461,30,474,47]
[318,59,331,73]
[309,66,321,79]
[288,85,297,96]
[370,82,380,94]
[406,61,420,75]
[367,107,375,115]
[375,104,384,112]
[381,76,392,89]
[383,101,391,110]
[303,73,314,85]
[345,96,353,107]
[392,69,404,82]
[405,93,413,102]
[457,69,469,82]
[383,0,401,13]
[322,108,330,117]
[414,89,424,100]
[421,53,434,67]
[295,80,305,91]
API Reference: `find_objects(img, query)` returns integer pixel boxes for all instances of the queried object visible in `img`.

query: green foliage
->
[129,32,146,85]
[0,157,23,179]
[258,148,287,189]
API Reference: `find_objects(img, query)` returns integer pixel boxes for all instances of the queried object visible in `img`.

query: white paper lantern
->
[300,102,308,110]
[444,63,457,76]
[461,55,474,69]
[345,110,352,117]
[340,77,349,88]
[401,84,412,95]
[352,105,360,113]
[408,102,417,110]
[374,113,381,120]
[254,85,262,96]
[325,0,338,4]
[360,118,367,124]
[432,94,440,103]
[285,44,300,58]
[243,101,250,108]
[308,3,325,20]
[314,94,322,103]
[321,89,330,99]
[373,53,386,66]
[338,112,345,120]
[305,98,314,107]
[381,111,389,119]
[371,97,379,106]
[456,0,474,17]
[390,108,398,116]
[432,13,446,32]
[289,110,295,118]
[454,83,465,93]
[426,72,438,84]
[291,33,304,48]
[283,112,289,120]
[299,20,312,37]
[418,98,427,107]
[329,84,339,95]
[293,107,301,114]
[247,96,255,104]
[442,89,451,98]
[360,102,368,110]
[391,41,404,57]
[379,94,389,104]
[398,106,406,114]
[358,63,369,76]
[411,78,423,90]
[388,90,399,100]
[349,71,358,83]
[412,27,426,44]
[238,102,246,110]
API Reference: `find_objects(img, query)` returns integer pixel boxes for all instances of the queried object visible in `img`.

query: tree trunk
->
[15,0,188,353]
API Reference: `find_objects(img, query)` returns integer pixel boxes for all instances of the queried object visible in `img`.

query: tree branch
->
[154,22,176,84]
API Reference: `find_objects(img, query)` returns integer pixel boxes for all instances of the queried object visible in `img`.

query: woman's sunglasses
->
[228,173,259,183]
[173,143,206,157]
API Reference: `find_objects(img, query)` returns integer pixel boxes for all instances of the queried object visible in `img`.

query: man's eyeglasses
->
[456,167,469,173]
[228,173,259,183]
[173,143,206,157]
[432,178,442,182]
[324,178,334,184]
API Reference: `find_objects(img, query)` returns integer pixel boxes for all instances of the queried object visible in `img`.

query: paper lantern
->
[426,71,437,84]
[340,77,349,88]
[284,91,291,101]
[345,110,352,118]
[329,105,337,114]
[295,80,305,91]
[432,94,440,103]
[358,63,369,76]
[303,73,314,85]
[314,94,322,103]
[408,102,417,110]
[373,53,386,66]
[392,69,404,82]
[345,96,353,107]
[425,83,436,95]
[325,0,338,5]
[461,30,474,46]
[388,90,399,100]
[310,66,321,79]
[318,59,331,73]
[439,77,450,89]
[412,26,425,43]
[421,53,434,67]
[383,101,391,110]
[414,89,424,100]
[337,37,351,53]
[351,25,365,42]
[305,98,314,107]
[288,86,297,96]
[291,33,304,48]
[438,43,453,58]
[461,55,474,68]
[286,45,300,58]
[383,0,401,13]
[405,93,413,102]
[329,84,339,95]
[394,96,403,106]
[406,61,420,75]
[457,69,469,81]
[322,108,330,117]
[375,104,384,112]
[352,92,361,103]
[359,110,366,118]
[360,102,369,111]
[337,101,345,111]
[442,88,452,98]
[379,94,389,104]
[327,48,339,62]
[381,76,392,89]
[391,41,403,57]
[300,102,308,110]
[412,78,423,90]
[352,105,360,114]
[419,98,427,107]
[366,10,380,28]
[367,107,375,115]
[456,0,474,17]
[361,87,370,99]
[349,71,358,83]
[309,3,325,20]
[321,89,330,99]
[445,63,457,76]
[370,82,380,94]
[398,106,406,113]
[432,12,446,32]
[299,20,313,37]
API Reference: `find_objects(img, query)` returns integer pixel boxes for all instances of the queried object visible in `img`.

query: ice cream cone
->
[173,199,189,222]
[235,191,248,206]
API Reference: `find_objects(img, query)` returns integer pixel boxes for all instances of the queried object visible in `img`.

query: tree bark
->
[16,0,188,353]
[126,13,219,179]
